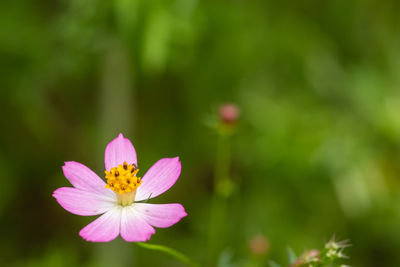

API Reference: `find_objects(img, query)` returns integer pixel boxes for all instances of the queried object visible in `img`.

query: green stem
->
[207,127,233,262]
[136,242,200,267]
[215,131,231,193]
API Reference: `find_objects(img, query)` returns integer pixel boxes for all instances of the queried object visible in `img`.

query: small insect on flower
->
[53,133,187,242]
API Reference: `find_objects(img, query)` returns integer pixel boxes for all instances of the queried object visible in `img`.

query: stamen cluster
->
[105,162,141,194]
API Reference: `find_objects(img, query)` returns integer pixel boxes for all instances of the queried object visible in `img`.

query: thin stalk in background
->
[96,40,135,267]
[207,103,239,263]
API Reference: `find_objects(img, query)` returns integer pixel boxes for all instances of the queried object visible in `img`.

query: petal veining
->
[53,187,116,216]
[79,206,122,242]
[62,161,114,198]
[120,205,155,242]
[135,157,181,201]
[134,203,187,228]
[105,133,137,171]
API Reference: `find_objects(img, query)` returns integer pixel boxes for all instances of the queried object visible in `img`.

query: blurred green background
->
[1,0,400,266]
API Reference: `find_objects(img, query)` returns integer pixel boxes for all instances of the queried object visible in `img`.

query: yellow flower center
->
[105,161,141,206]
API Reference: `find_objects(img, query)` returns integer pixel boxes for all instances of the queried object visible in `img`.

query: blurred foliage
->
[1,0,400,266]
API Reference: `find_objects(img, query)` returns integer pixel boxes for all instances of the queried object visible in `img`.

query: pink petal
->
[53,187,116,216]
[79,206,122,242]
[105,133,138,171]
[120,206,155,242]
[135,157,181,201]
[134,203,187,228]
[62,161,114,198]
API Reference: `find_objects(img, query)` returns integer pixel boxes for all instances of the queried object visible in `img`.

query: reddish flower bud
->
[219,103,240,124]
[249,234,269,257]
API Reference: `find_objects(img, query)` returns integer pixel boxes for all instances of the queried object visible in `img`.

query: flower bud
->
[219,103,239,124]
[248,234,269,257]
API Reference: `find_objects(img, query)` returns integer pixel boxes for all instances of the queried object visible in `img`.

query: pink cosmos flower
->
[53,133,187,242]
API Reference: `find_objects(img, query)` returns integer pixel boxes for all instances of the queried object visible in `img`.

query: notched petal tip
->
[79,207,121,242]
[61,162,75,178]
[135,157,182,201]
[105,133,137,171]
[61,161,71,172]
[53,187,115,216]
[171,156,180,162]
[120,206,156,242]
[171,203,187,218]
[181,206,188,218]
[61,161,111,196]
[134,203,187,229]
[79,231,119,243]
[62,161,78,168]
[52,187,68,198]
[120,228,155,243]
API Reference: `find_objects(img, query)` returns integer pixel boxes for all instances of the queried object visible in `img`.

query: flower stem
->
[215,129,231,195]
[207,126,234,262]
[136,242,200,267]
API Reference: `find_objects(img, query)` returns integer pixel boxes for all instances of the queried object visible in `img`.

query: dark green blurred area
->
[1,0,400,266]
